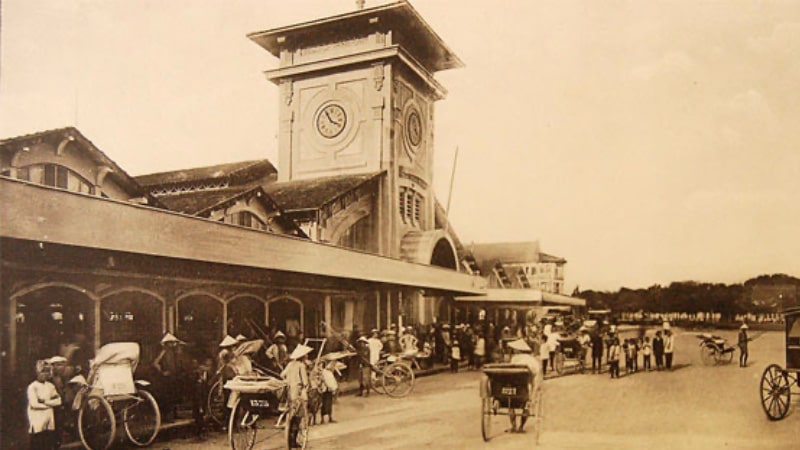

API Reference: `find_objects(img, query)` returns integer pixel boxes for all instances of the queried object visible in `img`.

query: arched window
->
[18,164,94,194]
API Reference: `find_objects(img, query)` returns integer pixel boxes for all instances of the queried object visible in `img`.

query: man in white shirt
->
[367,329,383,367]
[664,330,675,370]
[507,339,542,433]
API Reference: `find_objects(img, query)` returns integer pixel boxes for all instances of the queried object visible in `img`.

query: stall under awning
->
[455,289,585,307]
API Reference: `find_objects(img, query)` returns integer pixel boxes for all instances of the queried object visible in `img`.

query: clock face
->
[406,111,422,147]
[316,104,347,139]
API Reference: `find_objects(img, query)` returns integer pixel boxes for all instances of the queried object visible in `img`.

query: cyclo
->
[71,342,161,450]
[760,306,800,420]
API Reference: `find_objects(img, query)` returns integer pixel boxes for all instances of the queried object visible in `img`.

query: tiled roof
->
[0,126,161,207]
[157,186,255,215]
[135,159,277,188]
[470,242,541,266]
[264,171,384,212]
[539,252,567,264]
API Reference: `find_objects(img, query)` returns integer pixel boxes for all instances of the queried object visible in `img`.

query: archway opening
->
[101,291,163,366]
[268,297,302,347]
[177,295,223,361]
[227,296,266,340]
[430,238,457,270]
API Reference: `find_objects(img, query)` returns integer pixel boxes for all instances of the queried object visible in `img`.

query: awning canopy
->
[455,289,585,307]
[0,178,485,295]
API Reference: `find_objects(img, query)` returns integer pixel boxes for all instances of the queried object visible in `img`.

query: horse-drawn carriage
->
[760,307,800,420]
[72,342,161,450]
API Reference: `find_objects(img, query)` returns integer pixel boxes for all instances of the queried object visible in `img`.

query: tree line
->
[574,273,799,322]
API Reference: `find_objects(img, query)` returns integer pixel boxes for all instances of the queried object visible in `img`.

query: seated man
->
[506,338,542,433]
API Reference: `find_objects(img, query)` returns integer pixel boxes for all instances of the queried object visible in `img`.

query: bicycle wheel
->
[228,399,258,450]
[383,363,414,398]
[285,404,310,450]
[123,389,161,446]
[700,346,716,366]
[208,378,228,426]
[481,397,491,442]
[78,394,116,450]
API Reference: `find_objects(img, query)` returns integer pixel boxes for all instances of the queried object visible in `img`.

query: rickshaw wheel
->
[228,399,257,450]
[553,352,565,375]
[284,403,310,450]
[208,378,228,426]
[383,363,415,398]
[700,346,717,366]
[481,398,492,441]
[78,393,116,450]
[123,389,161,446]
[760,364,792,421]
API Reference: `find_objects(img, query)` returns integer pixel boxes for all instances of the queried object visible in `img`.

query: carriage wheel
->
[383,363,415,398]
[722,349,734,364]
[760,364,792,420]
[285,404,310,450]
[228,399,258,450]
[553,352,565,375]
[481,398,492,442]
[78,394,116,450]
[208,378,228,426]
[123,389,161,446]
[700,346,717,366]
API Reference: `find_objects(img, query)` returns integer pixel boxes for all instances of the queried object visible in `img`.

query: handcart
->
[696,333,736,365]
[225,375,311,450]
[72,342,161,450]
[760,307,800,420]
[480,363,543,444]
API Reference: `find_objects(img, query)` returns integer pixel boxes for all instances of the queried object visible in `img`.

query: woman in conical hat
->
[282,344,312,448]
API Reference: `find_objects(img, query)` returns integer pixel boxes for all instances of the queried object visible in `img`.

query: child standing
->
[608,338,621,379]
[320,361,338,423]
[192,357,213,439]
[28,360,62,450]
[450,339,461,373]
[641,337,652,371]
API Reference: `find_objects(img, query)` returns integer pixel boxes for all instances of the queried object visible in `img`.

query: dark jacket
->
[652,336,665,355]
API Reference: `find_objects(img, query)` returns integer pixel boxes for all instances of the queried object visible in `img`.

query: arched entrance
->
[267,296,303,345]
[12,283,96,378]
[227,295,267,340]
[101,289,164,366]
[431,237,458,269]
[176,293,224,360]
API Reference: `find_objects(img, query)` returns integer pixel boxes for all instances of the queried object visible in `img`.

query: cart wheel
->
[228,399,258,450]
[208,378,228,426]
[383,363,415,398]
[700,346,717,366]
[285,404,310,450]
[760,364,792,420]
[481,397,492,442]
[723,349,734,364]
[123,389,161,446]
[554,352,565,375]
[78,394,116,450]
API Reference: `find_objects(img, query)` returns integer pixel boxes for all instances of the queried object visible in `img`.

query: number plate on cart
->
[501,387,517,395]
[249,399,269,408]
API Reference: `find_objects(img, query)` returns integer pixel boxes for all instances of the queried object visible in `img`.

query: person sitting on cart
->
[265,331,289,372]
[507,339,542,433]
[282,344,313,449]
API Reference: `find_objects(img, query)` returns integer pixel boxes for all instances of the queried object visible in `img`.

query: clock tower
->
[249,1,462,260]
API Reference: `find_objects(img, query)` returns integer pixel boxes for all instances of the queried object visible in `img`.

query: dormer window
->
[18,163,94,195]
[228,211,270,232]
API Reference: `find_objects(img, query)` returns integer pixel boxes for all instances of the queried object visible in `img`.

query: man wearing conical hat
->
[265,330,289,372]
[738,323,750,368]
[282,344,312,449]
[507,338,542,433]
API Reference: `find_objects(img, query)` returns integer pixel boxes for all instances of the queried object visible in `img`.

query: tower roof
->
[248,1,463,73]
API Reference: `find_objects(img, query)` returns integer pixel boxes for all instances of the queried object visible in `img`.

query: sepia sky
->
[2,0,799,292]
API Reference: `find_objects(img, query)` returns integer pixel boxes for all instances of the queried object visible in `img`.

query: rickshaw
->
[696,333,736,366]
[480,363,543,443]
[208,339,273,427]
[553,334,586,375]
[760,307,800,420]
[72,342,161,450]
